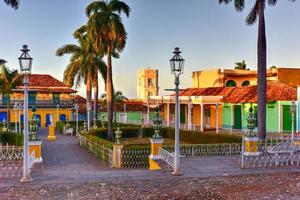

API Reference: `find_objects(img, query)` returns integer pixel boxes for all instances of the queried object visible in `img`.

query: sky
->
[0,0,300,98]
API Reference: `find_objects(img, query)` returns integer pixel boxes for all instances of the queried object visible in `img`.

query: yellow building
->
[192,67,300,88]
[137,68,159,100]
[0,74,76,127]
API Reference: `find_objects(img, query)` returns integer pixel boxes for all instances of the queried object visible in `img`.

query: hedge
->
[90,127,242,144]
[0,132,23,146]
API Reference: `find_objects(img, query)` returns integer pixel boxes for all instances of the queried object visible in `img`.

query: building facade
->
[136,68,159,100]
[0,74,76,127]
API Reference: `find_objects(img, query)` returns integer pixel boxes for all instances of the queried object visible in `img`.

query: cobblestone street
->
[1,172,300,200]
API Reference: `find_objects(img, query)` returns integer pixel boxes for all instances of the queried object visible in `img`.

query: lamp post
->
[290,101,297,142]
[166,47,184,175]
[56,104,59,123]
[19,45,33,183]
[14,102,18,132]
[74,104,79,136]
[18,103,22,133]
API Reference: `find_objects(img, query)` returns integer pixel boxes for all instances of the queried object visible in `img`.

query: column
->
[216,104,219,134]
[147,102,150,125]
[166,103,170,127]
[200,103,204,132]
[188,104,192,130]
[178,102,181,129]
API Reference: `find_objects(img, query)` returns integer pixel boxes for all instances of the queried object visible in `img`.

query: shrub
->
[161,128,242,144]
[90,127,241,144]
[0,132,23,146]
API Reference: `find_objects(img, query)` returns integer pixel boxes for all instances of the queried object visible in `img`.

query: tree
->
[0,65,22,129]
[3,0,20,9]
[86,0,130,140]
[56,26,106,128]
[101,90,128,123]
[219,0,295,139]
[234,60,248,70]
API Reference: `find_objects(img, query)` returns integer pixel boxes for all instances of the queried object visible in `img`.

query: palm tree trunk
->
[6,97,10,129]
[106,45,114,140]
[86,77,92,130]
[93,74,99,121]
[257,0,267,139]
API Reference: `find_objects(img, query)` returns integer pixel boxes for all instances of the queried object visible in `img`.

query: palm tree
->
[101,90,128,123]
[234,60,247,70]
[0,65,22,129]
[86,0,130,140]
[3,0,19,9]
[219,0,295,139]
[56,26,106,128]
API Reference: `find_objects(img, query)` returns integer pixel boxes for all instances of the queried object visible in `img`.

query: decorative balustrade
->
[121,147,150,168]
[0,100,74,108]
[29,150,35,170]
[78,134,113,166]
[0,144,23,178]
[241,136,300,168]
[163,143,242,157]
[158,147,174,168]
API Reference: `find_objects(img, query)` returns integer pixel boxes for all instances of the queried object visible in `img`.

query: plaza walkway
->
[2,128,300,188]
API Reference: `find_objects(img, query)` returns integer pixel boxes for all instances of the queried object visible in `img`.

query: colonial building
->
[147,67,300,133]
[192,67,300,88]
[136,68,159,100]
[0,74,76,127]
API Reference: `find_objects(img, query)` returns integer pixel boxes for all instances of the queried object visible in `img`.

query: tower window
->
[148,78,153,87]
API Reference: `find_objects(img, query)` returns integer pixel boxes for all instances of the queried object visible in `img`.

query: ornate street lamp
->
[74,104,79,136]
[56,104,60,123]
[19,45,33,182]
[290,101,297,142]
[14,102,18,132]
[167,47,184,175]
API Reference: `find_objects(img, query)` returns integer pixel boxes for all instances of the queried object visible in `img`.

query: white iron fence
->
[78,134,113,166]
[158,147,174,168]
[240,136,300,168]
[0,144,23,179]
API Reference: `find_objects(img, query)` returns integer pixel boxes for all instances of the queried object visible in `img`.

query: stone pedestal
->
[244,137,260,156]
[47,125,56,141]
[112,144,124,168]
[149,138,164,170]
[28,140,43,163]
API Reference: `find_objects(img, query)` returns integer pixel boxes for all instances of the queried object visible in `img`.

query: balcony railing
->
[0,100,74,109]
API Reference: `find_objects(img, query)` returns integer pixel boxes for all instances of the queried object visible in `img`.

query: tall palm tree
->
[0,65,22,129]
[56,26,106,128]
[219,0,295,139]
[86,0,130,140]
[101,90,128,123]
[3,0,19,9]
[234,60,247,70]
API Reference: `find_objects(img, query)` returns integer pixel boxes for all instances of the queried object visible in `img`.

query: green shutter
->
[234,105,242,129]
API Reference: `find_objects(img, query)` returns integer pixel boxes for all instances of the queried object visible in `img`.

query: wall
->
[210,105,223,128]
[222,103,232,129]
[192,69,223,88]
[7,107,72,127]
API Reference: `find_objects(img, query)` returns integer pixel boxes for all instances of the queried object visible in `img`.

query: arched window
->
[242,80,250,86]
[226,80,236,87]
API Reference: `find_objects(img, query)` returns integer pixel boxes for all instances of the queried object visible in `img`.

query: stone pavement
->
[2,172,300,199]
[2,128,300,189]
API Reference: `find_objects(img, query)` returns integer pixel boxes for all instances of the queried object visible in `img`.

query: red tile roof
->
[15,74,76,93]
[179,83,296,103]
